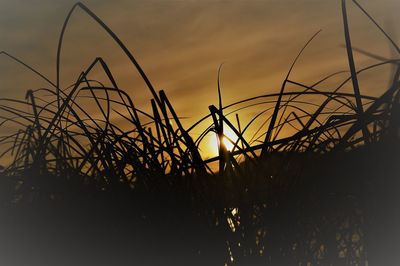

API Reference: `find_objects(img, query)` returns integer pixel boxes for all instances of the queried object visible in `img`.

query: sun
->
[207,126,239,156]
[221,134,235,152]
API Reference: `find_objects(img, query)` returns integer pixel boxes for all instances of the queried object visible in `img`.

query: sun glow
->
[221,135,235,152]
[208,126,239,155]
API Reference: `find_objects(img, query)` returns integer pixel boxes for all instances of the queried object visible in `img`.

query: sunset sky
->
[1,0,399,157]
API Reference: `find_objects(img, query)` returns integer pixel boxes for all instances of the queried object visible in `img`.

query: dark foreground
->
[0,140,399,266]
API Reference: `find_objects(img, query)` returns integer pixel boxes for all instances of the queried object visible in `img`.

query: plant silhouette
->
[0,1,399,265]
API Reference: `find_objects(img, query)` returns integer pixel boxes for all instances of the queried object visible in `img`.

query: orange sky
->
[1,0,399,158]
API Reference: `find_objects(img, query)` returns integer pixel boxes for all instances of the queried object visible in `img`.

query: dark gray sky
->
[1,0,399,156]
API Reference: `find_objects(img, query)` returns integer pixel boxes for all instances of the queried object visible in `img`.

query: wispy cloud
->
[0,0,399,125]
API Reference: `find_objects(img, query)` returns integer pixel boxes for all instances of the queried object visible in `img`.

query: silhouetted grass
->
[0,1,399,265]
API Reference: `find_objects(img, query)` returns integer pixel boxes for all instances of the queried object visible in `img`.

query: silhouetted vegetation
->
[0,1,399,265]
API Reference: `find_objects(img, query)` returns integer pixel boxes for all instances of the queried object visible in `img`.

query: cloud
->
[0,0,399,128]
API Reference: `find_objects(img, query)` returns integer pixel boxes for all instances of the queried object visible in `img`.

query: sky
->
[0,0,399,158]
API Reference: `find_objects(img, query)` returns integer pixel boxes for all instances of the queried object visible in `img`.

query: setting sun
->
[208,125,239,154]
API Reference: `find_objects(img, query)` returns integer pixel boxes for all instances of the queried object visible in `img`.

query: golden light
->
[208,125,239,155]
[221,135,235,152]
